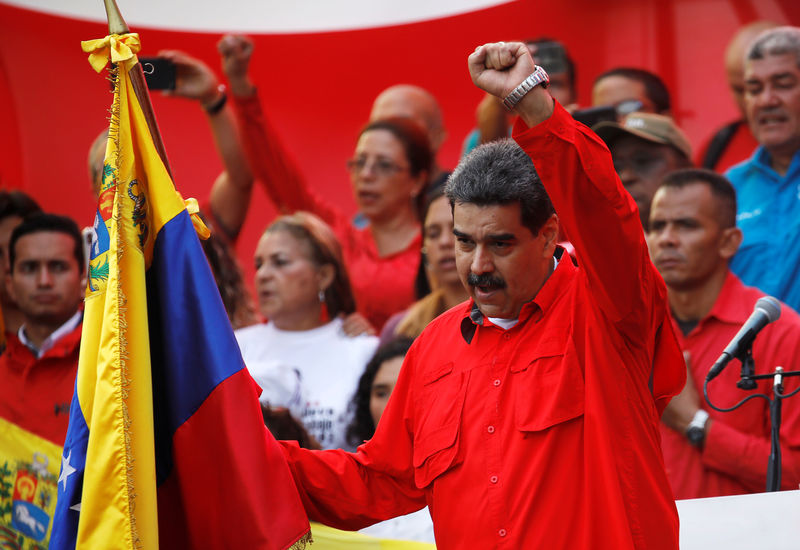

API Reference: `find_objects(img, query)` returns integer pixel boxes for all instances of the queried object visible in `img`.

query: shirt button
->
[498,529,507,537]
[487,425,495,434]
[490,475,498,484]
[493,379,501,387]
[503,333,511,340]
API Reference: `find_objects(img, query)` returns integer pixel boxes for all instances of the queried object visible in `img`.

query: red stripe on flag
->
[157,368,309,549]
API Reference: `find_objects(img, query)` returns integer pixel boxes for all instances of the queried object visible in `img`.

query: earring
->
[318,289,329,323]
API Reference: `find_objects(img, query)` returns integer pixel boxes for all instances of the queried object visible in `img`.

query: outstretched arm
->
[159,49,253,241]
[219,35,340,226]
[279,341,426,528]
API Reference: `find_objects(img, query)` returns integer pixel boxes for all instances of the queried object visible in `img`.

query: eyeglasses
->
[346,157,409,177]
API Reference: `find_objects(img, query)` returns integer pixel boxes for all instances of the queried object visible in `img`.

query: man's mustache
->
[467,272,506,289]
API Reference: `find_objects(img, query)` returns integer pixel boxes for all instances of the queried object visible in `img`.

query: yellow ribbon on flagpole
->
[182,197,211,240]
[81,33,141,73]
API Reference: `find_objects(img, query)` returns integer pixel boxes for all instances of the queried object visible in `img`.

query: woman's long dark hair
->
[346,337,414,447]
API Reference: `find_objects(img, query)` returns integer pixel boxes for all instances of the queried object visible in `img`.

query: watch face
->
[686,426,705,447]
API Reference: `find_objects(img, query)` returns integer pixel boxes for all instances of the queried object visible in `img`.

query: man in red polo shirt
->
[0,213,84,446]
[279,42,685,548]
[647,168,800,498]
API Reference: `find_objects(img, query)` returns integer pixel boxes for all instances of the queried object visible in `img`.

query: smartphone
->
[572,106,617,128]
[531,41,568,75]
[139,57,176,90]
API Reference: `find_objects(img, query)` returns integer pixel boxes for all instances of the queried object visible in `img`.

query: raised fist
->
[217,34,254,95]
[468,42,536,100]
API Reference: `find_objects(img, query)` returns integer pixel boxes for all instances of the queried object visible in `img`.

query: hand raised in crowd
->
[468,42,536,99]
[217,34,256,96]
[468,42,553,127]
[157,50,222,109]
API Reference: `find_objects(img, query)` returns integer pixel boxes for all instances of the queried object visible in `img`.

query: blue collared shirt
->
[726,146,800,311]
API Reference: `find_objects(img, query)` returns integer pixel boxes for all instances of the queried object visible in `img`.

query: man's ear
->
[78,272,88,301]
[5,271,16,304]
[719,226,743,260]
[541,214,560,257]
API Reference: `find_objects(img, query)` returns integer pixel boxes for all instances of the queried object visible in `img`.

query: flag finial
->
[104,0,129,34]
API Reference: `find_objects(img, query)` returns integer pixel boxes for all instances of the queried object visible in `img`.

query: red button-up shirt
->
[0,324,81,446]
[661,271,800,499]
[281,103,685,549]
[233,94,420,330]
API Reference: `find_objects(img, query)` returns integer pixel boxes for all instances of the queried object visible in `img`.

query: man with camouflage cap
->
[594,112,693,229]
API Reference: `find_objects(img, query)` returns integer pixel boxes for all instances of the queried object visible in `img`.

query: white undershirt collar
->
[19,310,82,359]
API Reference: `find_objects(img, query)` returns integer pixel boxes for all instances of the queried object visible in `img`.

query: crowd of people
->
[2,20,800,547]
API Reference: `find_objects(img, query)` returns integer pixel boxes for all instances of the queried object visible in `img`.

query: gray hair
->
[747,26,800,67]
[445,139,554,235]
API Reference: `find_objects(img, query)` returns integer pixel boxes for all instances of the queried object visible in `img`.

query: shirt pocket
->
[412,361,467,489]
[510,336,585,432]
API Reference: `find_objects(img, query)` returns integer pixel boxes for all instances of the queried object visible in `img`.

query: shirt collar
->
[703,271,753,326]
[459,247,573,344]
[751,146,800,180]
[19,310,83,359]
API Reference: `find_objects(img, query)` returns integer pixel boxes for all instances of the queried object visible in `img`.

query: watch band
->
[686,409,709,447]
[502,66,550,111]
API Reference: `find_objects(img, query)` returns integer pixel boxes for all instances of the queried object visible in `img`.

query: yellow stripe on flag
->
[75,33,185,549]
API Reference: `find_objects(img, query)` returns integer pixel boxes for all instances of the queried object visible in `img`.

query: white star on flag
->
[59,450,77,491]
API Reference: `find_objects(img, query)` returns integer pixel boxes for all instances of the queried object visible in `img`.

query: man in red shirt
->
[279,42,685,548]
[647,168,800,498]
[0,213,84,446]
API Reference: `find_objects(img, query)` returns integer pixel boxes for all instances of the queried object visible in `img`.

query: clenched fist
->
[468,42,553,127]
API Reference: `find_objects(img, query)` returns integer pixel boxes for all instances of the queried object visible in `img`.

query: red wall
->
[1,0,798,286]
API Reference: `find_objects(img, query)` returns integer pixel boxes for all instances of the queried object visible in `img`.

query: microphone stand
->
[704,343,800,492]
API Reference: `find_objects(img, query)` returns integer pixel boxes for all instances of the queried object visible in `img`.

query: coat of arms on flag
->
[0,417,62,549]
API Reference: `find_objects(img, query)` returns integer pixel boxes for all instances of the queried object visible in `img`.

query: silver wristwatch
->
[502,66,550,111]
[686,409,709,447]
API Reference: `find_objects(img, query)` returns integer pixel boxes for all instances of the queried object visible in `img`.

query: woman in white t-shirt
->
[235,212,378,451]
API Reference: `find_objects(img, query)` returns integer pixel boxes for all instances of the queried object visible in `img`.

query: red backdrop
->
[1,0,798,286]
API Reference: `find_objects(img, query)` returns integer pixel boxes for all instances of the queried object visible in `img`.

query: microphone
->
[706,296,781,382]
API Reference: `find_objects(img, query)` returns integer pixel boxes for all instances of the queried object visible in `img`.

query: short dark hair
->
[346,337,415,446]
[445,139,555,235]
[0,190,41,223]
[526,37,577,98]
[9,213,84,272]
[659,169,737,228]
[594,67,671,113]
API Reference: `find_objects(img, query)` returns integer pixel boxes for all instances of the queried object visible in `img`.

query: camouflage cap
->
[593,112,692,159]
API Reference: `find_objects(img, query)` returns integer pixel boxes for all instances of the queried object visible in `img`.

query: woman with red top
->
[219,35,432,331]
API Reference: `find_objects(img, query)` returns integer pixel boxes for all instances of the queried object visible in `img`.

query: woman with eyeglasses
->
[221,35,432,331]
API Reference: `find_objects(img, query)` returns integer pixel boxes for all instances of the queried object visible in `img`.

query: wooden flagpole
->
[103,0,174,180]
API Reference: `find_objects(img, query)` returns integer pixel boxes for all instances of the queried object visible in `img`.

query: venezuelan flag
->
[50,33,310,549]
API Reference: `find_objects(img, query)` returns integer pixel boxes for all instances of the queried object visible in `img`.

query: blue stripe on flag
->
[49,381,89,550]
[147,210,248,484]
